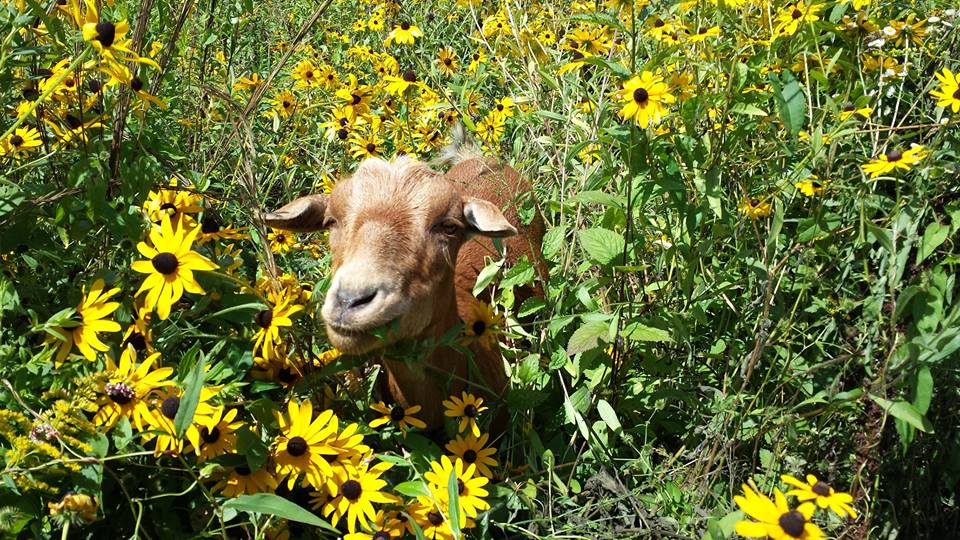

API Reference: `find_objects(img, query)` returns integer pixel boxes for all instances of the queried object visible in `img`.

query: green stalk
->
[0,46,92,141]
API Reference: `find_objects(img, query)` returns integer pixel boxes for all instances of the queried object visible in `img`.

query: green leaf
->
[447,465,462,537]
[623,321,672,342]
[566,319,610,356]
[769,72,806,136]
[472,258,504,296]
[869,394,934,433]
[236,428,269,471]
[730,103,768,117]
[174,351,208,438]
[222,494,337,531]
[916,222,949,265]
[596,399,622,434]
[394,480,432,498]
[914,367,933,415]
[578,228,625,265]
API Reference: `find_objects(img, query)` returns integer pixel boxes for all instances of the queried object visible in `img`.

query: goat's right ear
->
[259,194,328,232]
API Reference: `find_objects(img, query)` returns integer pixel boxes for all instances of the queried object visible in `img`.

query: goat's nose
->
[335,287,379,312]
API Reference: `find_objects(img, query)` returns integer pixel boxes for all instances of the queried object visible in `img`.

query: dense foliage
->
[1,0,959,538]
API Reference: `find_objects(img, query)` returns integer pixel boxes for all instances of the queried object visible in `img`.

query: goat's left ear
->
[463,197,518,238]
[260,194,328,232]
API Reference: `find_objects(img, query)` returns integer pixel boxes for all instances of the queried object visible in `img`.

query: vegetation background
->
[0,0,958,538]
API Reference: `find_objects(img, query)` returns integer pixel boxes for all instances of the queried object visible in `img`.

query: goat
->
[261,134,545,430]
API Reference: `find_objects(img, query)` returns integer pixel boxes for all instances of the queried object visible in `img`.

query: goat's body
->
[380,157,546,430]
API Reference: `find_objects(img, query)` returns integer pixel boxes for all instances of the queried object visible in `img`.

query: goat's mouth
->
[323,320,395,354]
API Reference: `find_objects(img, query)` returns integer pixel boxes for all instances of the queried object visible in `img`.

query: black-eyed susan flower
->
[410,500,468,539]
[734,483,823,539]
[438,47,458,76]
[794,176,828,197]
[446,432,498,478]
[268,229,297,254]
[336,76,373,120]
[81,0,158,69]
[292,59,322,88]
[443,392,488,436]
[342,510,405,540]
[233,73,263,93]
[214,464,279,497]
[462,301,504,350]
[424,455,490,523]
[93,346,172,431]
[121,304,153,353]
[467,49,487,74]
[492,96,516,120]
[685,26,721,43]
[369,402,427,434]
[252,292,303,362]
[142,178,204,226]
[615,71,675,128]
[131,215,219,320]
[738,197,773,219]
[384,21,423,46]
[383,70,422,96]
[1,126,43,158]
[350,130,385,159]
[49,278,121,364]
[273,399,338,490]
[930,68,960,113]
[861,145,928,178]
[195,407,244,462]
[322,460,396,533]
[782,474,857,518]
[48,492,98,524]
[475,113,505,147]
[774,2,823,37]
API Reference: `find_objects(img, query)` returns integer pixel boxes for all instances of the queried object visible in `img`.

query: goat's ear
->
[260,194,329,232]
[463,197,517,238]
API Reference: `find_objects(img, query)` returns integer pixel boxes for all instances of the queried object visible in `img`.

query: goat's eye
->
[435,220,461,236]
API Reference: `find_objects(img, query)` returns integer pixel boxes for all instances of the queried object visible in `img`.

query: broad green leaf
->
[394,480,432,498]
[566,319,610,355]
[769,72,806,136]
[869,394,934,433]
[222,494,336,531]
[578,228,625,265]
[472,258,504,297]
[916,222,949,265]
[730,103,768,117]
[624,322,672,342]
[175,351,208,438]
[914,366,933,415]
[596,399,622,433]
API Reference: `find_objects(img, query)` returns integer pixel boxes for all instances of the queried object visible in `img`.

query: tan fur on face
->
[322,156,466,353]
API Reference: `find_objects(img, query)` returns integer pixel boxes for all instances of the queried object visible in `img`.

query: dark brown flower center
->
[151,252,179,275]
[201,215,221,233]
[812,481,831,496]
[351,93,362,105]
[201,426,221,443]
[160,396,180,419]
[254,309,273,328]
[305,70,314,79]
[633,87,649,104]
[65,114,82,129]
[95,22,116,48]
[235,465,251,476]
[402,70,417,82]
[464,404,478,417]
[282,100,291,108]
[654,18,665,28]
[125,331,147,351]
[10,135,24,147]
[131,78,143,92]
[341,479,362,500]
[366,143,376,153]
[953,89,960,100]
[106,382,135,405]
[463,449,478,463]
[778,510,806,538]
[444,58,452,66]
[457,478,465,494]
[286,436,308,456]
[337,128,349,140]
[390,405,406,421]
[886,148,903,162]
[471,320,487,335]
[427,511,443,526]
[400,22,410,30]
[791,9,803,19]
[372,532,391,540]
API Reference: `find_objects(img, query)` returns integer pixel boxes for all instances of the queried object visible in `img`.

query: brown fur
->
[261,152,545,430]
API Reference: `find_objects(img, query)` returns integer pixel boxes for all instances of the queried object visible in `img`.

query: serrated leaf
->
[222,494,336,531]
[578,228,625,265]
[624,321,672,342]
[566,319,610,356]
